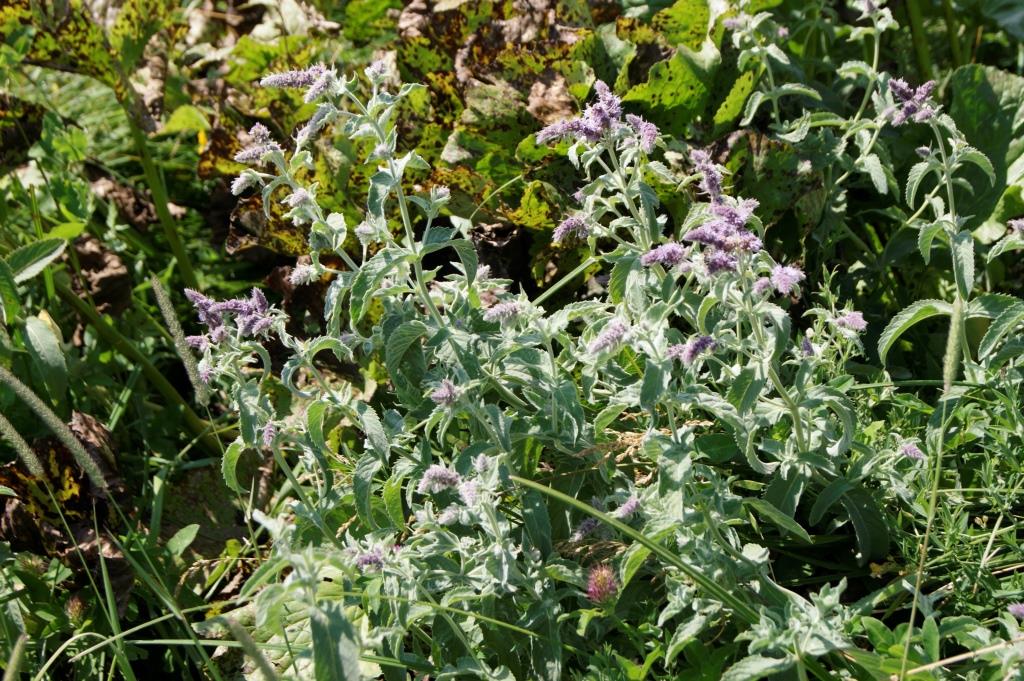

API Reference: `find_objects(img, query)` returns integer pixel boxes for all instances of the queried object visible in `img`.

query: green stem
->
[941,0,965,67]
[942,296,963,393]
[534,256,598,307]
[905,0,935,81]
[127,124,198,289]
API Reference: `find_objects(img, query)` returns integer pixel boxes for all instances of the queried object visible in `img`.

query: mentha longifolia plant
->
[181,11,1020,675]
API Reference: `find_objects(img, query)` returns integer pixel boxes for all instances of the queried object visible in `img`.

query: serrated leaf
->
[639,358,667,412]
[0,259,20,325]
[350,248,407,324]
[978,300,1024,359]
[959,146,995,185]
[917,220,946,263]
[356,403,389,460]
[859,153,888,195]
[608,255,637,305]
[951,230,975,300]
[905,161,932,207]
[354,453,383,528]
[878,299,953,364]
[6,239,66,283]
[222,438,247,493]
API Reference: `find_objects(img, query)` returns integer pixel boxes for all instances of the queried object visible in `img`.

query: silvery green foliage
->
[189,54,927,679]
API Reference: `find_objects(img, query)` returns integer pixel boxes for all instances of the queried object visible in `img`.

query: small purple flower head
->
[615,496,640,519]
[588,319,629,355]
[1008,603,1024,619]
[776,26,789,39]
[753,277,773,296]
[668,335,716,366]
[553,215,590,243]
[483,301,522,323]
[900,442,925,460]
[704,249,738,274]
[234,124,283,164]
[770,265,805,295]
[458,480,480,506]
[1007,218,1024,234]
[185,335,208,351]
[417,465,461,494]
[801,334,815,357]
[641,242,687,268]
[230,173,259,196]
[365,60,388,83]
[572,188,586,204]
[284,188,311,208]
[289,264,318,286]
[586,564,619,603]
[536,80,621,145]
[473,454,493,474]
[887,78,937,126]
[915,146,931,158]
[570,517,601,543]
[690,149,723,202]
[833,310,867,333]
[354,547,385,572]
[430,379,459,407]
[260,64,328,90]
[304,68,335,103]
[262,422,276,448]
[626,114,658,153]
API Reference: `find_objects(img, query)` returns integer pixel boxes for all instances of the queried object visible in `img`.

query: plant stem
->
[905,0,935,81]
[941,0,965,67]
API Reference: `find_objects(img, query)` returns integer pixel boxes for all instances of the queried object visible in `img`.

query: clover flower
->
[887,78,937,126]
[668,335,716,366]
[553,215,589,243]
[570,517,600,543]
[586,564,619,603]
[626,114,658,153]
[483,301,521,323]
[536,80,622,145]
[690,149,723,202]
[615,496,640,519]
[1008,603,1024,619]
[641,242,687,268]
[430,379,459,407]
[770,265,805,295]
[900,442,925,460]
[833,310,867,333]
[417,465,461,494]
[588,319,629,354]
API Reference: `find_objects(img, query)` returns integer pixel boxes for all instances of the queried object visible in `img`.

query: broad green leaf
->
[840,488,889,563]
[721,654,793,681]
[905,161,932,207]
[521,490,552,557]
[978,300,1024,359]
[6,239,65,283]
[608,255,638,305]
[639,358,667,412]
[350,248,408,324]
[0,259,22,324]
[166,523,200,558]
[311,601,362,681]
[354,453,383,528]
[744,498,812,543]
[982,0,1024,40]
[917,220,947,263]
[859,153,888,195]
[356,403,389,460]
[222,438,247,494]
[951,231,975,300]
[651,0,711,50]
[23,315,67,402]
[623,50,714,137]
[877,299,952,364]
[809,478,854,525]
[162,105,210,134]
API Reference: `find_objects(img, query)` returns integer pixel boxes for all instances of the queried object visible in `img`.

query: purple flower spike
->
[553,215,590,243]
[571,517,601,542]
[690,149,723,202]
[668,335,716,366]
[588,320,629,355]
[536,80,622,145]
[1008,603,1024,619]
[483,301,522,323]
[417,465,461,494]
[615,496,640,519]
[626,114,658,153]
[833,310,867,332]
[704,249,738,274]
[1008,218,1024,234]
[354,547,385,571]
[260,64,328,90]
[430,379,459,407]
[887,78,937,126]
[770,265,805,295]
[754,277,773,296]
[641,242,687,268]
[586,564,619,603]
[900,442,925,460]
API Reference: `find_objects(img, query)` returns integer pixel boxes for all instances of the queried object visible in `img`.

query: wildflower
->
[704,249,738,274]
[615,496,640,519]
[289,263,318,286]
[915,146,931,158]
[1008,218,1024,234]
[184,288,223,332]
[483,301,521,323]
[900,442,925,460]
[230,173,258,196]
[586,564,619,603]
[641,242,687,268]
[458,480,479,506]
[570,517,600,542]
[572,188,586,204]
[801,334,815,357]
[770,265,805,295]
[553,215,589,243]
[753,277,773,296]
[354,547,385,571]
[587,319,629,354]
[234,123,283,165]
[887,78,937,126]
[284,188,311,208]
[430,379,459,407]
[304,68,335,103]
[1008,603,1024,619]
[668,336,716,366]
[198,358,213,384]
[833,310,867,332]
[365,60,388,83]
[626,114,658,153]
[473,454,493,474]
[260,63,328,90]
[684,199,760,254]
[262,422,276,448]
[690,149,723,202]
[417,465,461,494]
[536,80,622,145]
[295,104,335,145]
[437,507,460,526]
[776,26,789,39]
[185,335,208,351]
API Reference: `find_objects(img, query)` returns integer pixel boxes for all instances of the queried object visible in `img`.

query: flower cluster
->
[234,123,283,165]
[586,565,619,604]
[553,215,589,243]
[416,465,461,494]
[588,319,629,355]
[536,80,623,145]
[887,78,937,126]
[641,242,688,268]
[668,335,717,366]
[184,288,276,347]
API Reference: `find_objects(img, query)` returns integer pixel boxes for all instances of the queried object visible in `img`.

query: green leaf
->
[162,104,210,134]
[608,255,638,305]
[0,259,21,325]
[727,365,765,414]
[5,239,66,283]
[721,654,793,681]
[311,601,362,681]
[877,299,953,364]
[809,478,853,525]
[951,230,975,300]
[166,523,200,558]
[859,153,888,195]
[744,498,812,543]
[620,543,652,588]
[959,146,995,186]
[356,403,389,460]
[354,453,383,529]
[922,616,940,662]
[905,161,932,207]
[383,475,406,529]
[840,488,889,563]
[222,438,247,494]
[23,316,67,402]
[917,220,946,264]
[639,358,667,412]
[623,50,714,137]
[350,248,408,323]
[521,490,552,557]
[978,300,1024,359]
